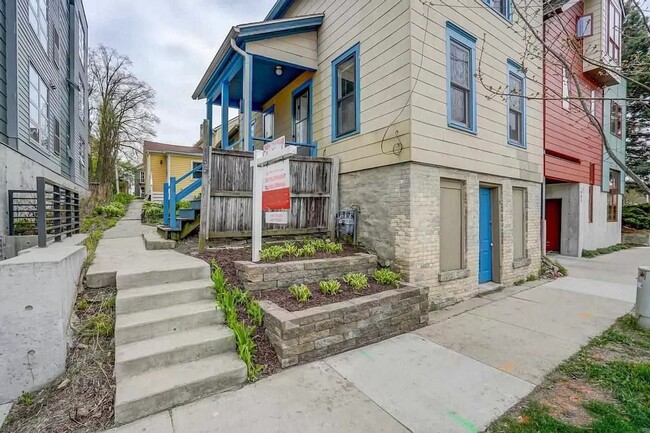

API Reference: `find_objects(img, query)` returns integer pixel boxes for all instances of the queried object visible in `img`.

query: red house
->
[543,0,624,256]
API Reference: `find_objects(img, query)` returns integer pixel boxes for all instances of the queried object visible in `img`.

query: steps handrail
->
[164,164,204,229]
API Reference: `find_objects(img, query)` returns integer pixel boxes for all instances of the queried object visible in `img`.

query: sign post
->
[250,137,296,262]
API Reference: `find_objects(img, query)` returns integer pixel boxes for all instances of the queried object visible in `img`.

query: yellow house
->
[143,141,204,202]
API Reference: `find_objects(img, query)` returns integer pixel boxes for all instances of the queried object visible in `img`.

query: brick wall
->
[341,163,542,309]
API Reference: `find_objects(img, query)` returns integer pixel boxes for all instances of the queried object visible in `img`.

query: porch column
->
[242,53,253,152]
[221,80,229,149]
[206,99,213,148]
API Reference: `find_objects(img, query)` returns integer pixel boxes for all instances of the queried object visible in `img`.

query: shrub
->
[94,203,126,218]
[373,268,401,287]
[289,284,312,303]
[319,279,342,295]
[142,202,163,224]
[324,241,344,254]
[343,272,369,291]
[176,200,191,210]
[111,193,134,206]
[623,204,650,230]
[296,244,317,257]
[246,300,264,327]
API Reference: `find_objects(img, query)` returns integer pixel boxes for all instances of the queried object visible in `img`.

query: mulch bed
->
[258,280,396,312]
[1,288,116,433]
[232,302,280,378]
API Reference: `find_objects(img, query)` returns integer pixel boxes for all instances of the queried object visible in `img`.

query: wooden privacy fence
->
[203,148,339,240]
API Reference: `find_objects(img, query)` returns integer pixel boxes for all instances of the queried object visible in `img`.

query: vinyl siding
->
[602,80,626,193]
[284,0,413,174]
[408,0,543,183]
[169,154,203,192]
[262,71,314,143]
[544,2,603,185]
[150,153,167,193]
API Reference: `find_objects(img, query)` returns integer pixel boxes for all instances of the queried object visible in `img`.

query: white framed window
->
[140,171,145,183]
[576,14,593,38]
[78,77,85,121]
[78,15,86,68]
[562,67,570,110]
[484,0,509,19]
[29,65,49,149]
[607,0,622,61]
[590,89,596,115]
[507,61,526,147]
[263,106,274,139]
[29,0,48,50]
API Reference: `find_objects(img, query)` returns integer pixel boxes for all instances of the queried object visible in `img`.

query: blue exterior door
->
[479,188,493,283]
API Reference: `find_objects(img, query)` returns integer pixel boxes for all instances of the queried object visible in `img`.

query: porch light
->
[275,65,283,76]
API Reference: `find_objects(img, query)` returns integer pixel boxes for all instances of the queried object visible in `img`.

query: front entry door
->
[479,188,493,283]
[546,199,562,253]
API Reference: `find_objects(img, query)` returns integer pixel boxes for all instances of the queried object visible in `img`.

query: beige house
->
[193,0,544,307]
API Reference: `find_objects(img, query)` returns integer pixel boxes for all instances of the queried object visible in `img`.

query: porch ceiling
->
[192,14,323,101]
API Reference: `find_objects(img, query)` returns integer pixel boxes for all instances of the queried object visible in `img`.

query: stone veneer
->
[339,162,542,309]
[234,253,377,291]
[622,232,649,246]
[259,284,429,367]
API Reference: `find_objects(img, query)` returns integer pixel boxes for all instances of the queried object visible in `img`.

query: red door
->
[546,199,562,253]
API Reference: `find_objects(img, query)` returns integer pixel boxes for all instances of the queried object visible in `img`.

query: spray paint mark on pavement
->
[447,412,478,433]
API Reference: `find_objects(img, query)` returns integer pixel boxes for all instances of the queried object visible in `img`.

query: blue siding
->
[602,81,626,194]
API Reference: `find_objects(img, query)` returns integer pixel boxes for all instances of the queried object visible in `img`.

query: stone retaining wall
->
[623,232,650,246]
[234,253,377,291]
[259,284,429,367]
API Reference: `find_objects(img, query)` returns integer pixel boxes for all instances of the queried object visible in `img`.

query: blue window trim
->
[446,22,477,135]
[331,43,361,142]
[291,78,313,144]
[506,59,527,148]
[263,104,275,139]
[483,0,512,21]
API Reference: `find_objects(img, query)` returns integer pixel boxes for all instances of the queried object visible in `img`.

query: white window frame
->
[29,0,48,50]
[576,14,593,38]
[29,64,49,150]
[590,89,596,116]
[562,67,570,110]
[78,14,86,68]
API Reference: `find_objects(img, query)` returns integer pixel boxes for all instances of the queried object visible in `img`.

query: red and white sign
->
[262,160,291,211]
[263,136,286,156]
[265,211,289,224]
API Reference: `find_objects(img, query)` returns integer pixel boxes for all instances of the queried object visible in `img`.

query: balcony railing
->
[8,177,80,247]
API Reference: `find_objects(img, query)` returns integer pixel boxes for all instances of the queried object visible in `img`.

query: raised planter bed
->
[623,232,650,246]
[259,284,429,368]
[235,253,377,291]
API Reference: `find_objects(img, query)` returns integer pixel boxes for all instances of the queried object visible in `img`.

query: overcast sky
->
[85,0,276,146]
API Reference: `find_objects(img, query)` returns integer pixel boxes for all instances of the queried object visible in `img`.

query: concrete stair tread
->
[116,300,218,329]
[115,352,247,422]
[116,325,233,364]
[117,279,213,299]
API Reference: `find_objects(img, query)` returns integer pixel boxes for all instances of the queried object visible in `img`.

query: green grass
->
[582,243,630,259]
[489,316,650,433]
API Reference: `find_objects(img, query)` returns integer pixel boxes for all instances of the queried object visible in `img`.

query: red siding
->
[544,3,604,185]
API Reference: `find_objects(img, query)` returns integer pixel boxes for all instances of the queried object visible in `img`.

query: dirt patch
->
[2,288,116,433]
[589,344,650,364]
[259,280,396,312]
[532,379,616,427]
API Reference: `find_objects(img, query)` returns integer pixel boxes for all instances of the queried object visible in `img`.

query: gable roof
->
[265,0,295,20]
[143,141,202,155]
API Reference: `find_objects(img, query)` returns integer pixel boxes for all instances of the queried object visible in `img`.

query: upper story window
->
[29,65,49,149]
[608,169,620,222]
[79,77,86,121]
[140,171,145,183]
[576,14,593,38]
[53,28,60,69]
[590,90,596,115]
[446,22,477,133]
[263,106,274,139]
[610,101,622,137]
[562,67,570,110]
[484,0,509,19]
[78,15,86,68]
[29,0,48,50]
[507,61,526,147]
[331,43,360,141]
[607,0,622,61]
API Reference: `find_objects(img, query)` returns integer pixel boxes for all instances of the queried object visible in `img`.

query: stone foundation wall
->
[259,284,429,367]
[623,232,650,246]
[341,163,542,309]
[234,253,377,291]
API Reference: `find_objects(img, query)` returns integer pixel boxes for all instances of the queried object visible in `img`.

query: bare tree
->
[88,45,159,198]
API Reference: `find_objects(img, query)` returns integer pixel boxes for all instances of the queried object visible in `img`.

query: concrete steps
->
[115,352,247,424]
[116,279,214,314]
[115,325,235,378]
[116,260,210,290]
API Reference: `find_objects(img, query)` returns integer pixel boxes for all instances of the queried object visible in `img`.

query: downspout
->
[541,18,547,257]
[230,35,253,152]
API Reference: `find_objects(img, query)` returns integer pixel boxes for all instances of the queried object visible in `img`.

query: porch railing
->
[223,136,317,157]
[8,177,80,247]
[163,163,203,229]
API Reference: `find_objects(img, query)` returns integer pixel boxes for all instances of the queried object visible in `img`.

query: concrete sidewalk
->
[105,249,646,433]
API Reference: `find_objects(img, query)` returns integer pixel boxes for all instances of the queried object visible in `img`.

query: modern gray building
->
[0,0,88,258]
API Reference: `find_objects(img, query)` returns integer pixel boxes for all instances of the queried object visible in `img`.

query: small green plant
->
[216,290,237,327]
[323,241,344,254]
[231,287,250,306]
[211,266,228,294]
[246,300,264,327]
[513,279,525,286]
[373,268,401,287]
[176,200,191,210]
[319,279,342,295]
[142,201,164,224]
[296,244,317,257]
[343,272,369,291]
[230,320,263,381]
[260,245,286,261]
[283,242,299,256]
[553,260,569,277]
[94,203,126,218]
[289,284,312,303]
[101,296,116,310]
[76,297,90,311]
[20,391,34,407]
[81,313,114,337]
[526,273,537,282]
[111,193,134,206]
[306,238,327,251]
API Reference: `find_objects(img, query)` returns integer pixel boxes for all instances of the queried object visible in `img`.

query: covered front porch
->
[194,14,324,157]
